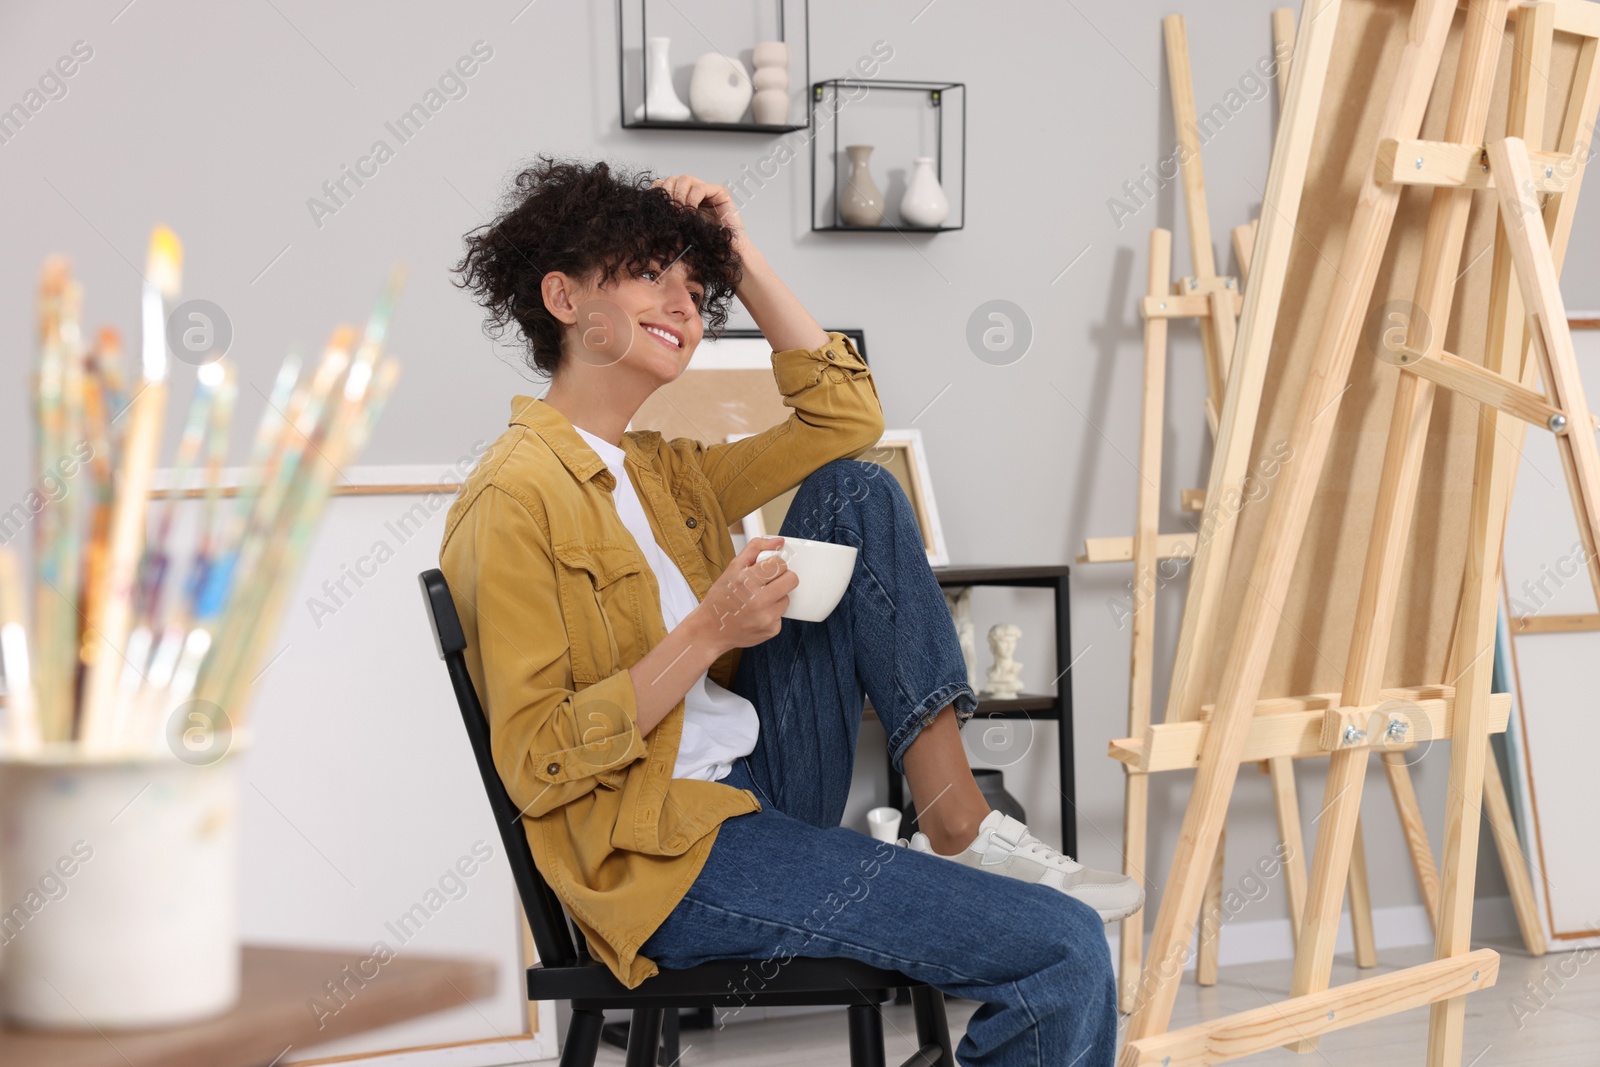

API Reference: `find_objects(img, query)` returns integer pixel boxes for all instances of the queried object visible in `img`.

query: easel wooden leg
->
[1197,828,1225,986]
[1163,14,1236,438]
[1492,138,1600,611]
[1272,7,1295,103]
[1482,747,1547,955]
[1421,306,1513,1067]
[1266,757,1308,945]
[1382,750,1441,928]
[1471,21,1551,965]
[1119,228,1174,1012]
[1231,222,1258,283]
[1120,771,1151,1014]
[1348,817,1378,968]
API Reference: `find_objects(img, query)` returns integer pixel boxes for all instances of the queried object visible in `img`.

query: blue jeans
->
[639,460,1118,1067]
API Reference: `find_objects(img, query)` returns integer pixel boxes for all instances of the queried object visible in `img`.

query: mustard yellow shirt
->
[438,332,884,988]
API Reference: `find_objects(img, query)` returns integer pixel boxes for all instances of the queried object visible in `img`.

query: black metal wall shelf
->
[810,78,966,232]
[617,0,810,133]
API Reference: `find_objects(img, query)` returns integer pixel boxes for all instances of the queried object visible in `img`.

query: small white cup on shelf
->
[866,806,902,843]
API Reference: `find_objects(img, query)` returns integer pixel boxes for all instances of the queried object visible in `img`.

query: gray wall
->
[8,0,1593,955]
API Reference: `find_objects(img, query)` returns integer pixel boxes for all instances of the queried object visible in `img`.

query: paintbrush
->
[77,328,121,701]
[92,326,128,456]
[54,275,87,741]
[121,362,229,747]
[181,362,237,620]
[32,258,70,742]
[0,547,40,753]
[132,362,246,750]
[189,352,300,631]
[79,226,180,752]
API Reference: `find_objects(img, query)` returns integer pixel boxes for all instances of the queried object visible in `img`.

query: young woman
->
[440,158,1136,1065]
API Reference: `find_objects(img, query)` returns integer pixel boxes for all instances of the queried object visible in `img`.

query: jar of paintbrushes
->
[0,230,401,1029]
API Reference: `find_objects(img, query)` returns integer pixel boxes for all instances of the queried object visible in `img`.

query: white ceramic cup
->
[866,806,902,844]
[755,537,858,622]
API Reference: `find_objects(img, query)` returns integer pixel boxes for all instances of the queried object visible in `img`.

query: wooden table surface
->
[0,945,498,1067]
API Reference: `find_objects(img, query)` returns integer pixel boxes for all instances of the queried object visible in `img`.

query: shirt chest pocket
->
[552,541,643,684]
[675,475,722,552]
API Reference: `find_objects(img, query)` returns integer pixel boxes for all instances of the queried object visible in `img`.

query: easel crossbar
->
[1110,691,1510,771]
[1120,949,1499,1067]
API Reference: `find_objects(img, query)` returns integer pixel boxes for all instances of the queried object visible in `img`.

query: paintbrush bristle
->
[146,226,183,298]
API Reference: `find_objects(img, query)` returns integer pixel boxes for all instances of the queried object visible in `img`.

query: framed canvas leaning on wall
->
[628,327,868,444]
[733,428,949,568]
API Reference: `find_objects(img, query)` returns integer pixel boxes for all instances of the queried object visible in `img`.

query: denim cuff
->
[885,680,980,776]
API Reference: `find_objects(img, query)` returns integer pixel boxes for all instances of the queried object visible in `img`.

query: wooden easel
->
[1101,13,1244,1006]
[1118,1,1600,1064]
[1086,9,1382,1010]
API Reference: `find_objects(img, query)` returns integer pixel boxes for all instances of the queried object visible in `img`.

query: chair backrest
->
[417,568,586,969]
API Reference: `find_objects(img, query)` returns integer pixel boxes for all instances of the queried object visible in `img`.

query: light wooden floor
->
[583,939,1598,1065]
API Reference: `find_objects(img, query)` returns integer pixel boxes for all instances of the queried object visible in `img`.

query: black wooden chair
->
[418,569,956,1067]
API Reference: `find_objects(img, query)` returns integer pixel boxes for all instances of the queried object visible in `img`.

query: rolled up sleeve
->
[465,487,648,819]
[697,331,886,523]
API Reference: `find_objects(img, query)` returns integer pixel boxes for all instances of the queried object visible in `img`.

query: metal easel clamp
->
[1319,702,1423,752]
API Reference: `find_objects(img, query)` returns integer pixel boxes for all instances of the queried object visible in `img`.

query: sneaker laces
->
[982,814,1085,873]
[1011,833,1084,873]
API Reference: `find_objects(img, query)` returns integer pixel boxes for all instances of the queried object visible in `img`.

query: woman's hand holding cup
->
[694,536,797,652]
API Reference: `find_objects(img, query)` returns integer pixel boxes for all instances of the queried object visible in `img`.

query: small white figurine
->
[982,623,1025,699]
[944,586,979,691]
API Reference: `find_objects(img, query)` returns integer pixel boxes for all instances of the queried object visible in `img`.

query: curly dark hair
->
[452,157,744,378]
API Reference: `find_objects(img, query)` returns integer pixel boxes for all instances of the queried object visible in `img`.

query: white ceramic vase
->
[750,40,789,125]
[900,157,951,227]
[634,37,690,121]
[689,53,752,123]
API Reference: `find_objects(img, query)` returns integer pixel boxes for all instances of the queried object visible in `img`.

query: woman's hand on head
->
[652,175,752,260]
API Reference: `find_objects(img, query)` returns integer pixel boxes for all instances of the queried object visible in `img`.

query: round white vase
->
[900,157,951,228]
[689,53,752,123]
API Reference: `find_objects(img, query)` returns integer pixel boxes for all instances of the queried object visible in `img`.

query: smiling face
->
[562,256,707,387]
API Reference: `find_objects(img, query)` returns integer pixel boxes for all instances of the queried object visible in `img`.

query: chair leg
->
[659,1008,680,1067]
[910,984,956,1066]
[562,1007,606,1067]
[624,1007,664,1067]
[847,1003,888,1067]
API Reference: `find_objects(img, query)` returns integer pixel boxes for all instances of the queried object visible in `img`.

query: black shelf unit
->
[876,564,1077,857]
[617,0,810,133]
[810,78,966,232]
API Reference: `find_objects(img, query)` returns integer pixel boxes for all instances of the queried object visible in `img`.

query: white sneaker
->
[901,809,1145,923]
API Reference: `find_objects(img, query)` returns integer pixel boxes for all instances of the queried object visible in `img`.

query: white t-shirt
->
[573,426,760,782]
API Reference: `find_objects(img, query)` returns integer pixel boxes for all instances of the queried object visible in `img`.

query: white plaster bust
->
[983,623,1024,699]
